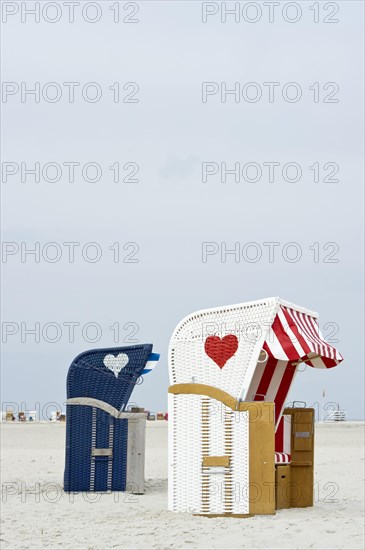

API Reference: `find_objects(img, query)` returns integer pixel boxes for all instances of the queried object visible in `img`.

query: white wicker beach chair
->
[168,297,343,516]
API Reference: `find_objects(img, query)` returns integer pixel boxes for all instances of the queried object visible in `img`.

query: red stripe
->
[275,452,291,464]
[272,315,300,361]
[274,363,297,424]
[263,341,272,356]
[304,356,315,368]
[281,308,315,367]
[304,316,341,367]
[265,308,342,368]
[292,310,323,358]
[306,316,338,360]
[254,356,278,400]
[319,354,336,368]
[301,313,326,356]
[282,307,312,355]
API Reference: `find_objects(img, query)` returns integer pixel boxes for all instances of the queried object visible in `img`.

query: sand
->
[1,421,364,550]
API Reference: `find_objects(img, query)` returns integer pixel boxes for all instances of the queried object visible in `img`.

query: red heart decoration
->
[204,335,238,369]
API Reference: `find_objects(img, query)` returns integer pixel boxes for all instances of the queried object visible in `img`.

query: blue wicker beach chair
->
[64,344,159,493]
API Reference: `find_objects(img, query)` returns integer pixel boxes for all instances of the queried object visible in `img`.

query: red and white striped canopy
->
[263,305,343,369]
[248,305,343,426]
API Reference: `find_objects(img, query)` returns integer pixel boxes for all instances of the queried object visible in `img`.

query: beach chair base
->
[273,407,315,509]
[283,407,314,508]
[64,407,146,493]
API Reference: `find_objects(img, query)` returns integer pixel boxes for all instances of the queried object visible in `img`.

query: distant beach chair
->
[168,297,343,516]
[64,344,159,493]
[325,409,346,422]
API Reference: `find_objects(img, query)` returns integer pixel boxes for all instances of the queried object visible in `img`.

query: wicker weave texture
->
[169,299,278,400]
[231,410,249,514]
[64,344,152,493]
[168,393,202,513]
[67,344,153,410]
[168,393,249,515]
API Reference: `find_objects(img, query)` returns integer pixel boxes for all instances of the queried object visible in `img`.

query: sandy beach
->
[1,421,364,550]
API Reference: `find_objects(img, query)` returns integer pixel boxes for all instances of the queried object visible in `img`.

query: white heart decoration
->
[103,353,129,378]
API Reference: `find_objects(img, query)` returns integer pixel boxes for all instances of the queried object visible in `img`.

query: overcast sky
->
[1,0,364,419]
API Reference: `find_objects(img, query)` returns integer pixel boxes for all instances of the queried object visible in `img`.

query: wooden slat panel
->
[126,417,146,494]
[293,419,313,450]
[293,438,312,452]
[292,411,313,424]
[275,465,291,509]
[249,402,275,515]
